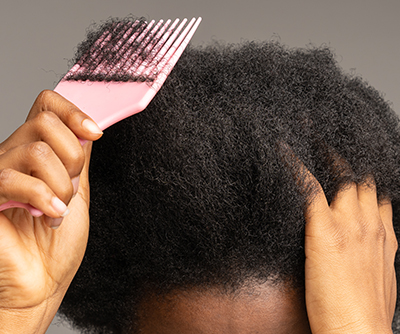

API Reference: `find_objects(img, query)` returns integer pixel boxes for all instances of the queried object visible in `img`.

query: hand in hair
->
[0,90,102,333]
[304,173,397,334]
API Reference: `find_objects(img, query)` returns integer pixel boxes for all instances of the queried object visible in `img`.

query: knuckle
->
[322,223,350,251]
[374,221,387,242]
[36,90,55,108]
[26,141,52,160]
[67,148,85,172]
[354,215,386,242]
[354,218,369,242]
[34,110,59,127]
[0,169,18,203]
[0,168,15,184]
[29,90,58,119]
[332,231,350,251]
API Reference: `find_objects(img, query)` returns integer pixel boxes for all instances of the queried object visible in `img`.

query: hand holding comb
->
[0,17,202,216]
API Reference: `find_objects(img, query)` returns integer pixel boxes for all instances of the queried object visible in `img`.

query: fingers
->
[280,141,398,331]
[27,90,103,141]
[277,142,331,221]
[0,90,103,227]
[329,180,389,236]
[0,169,69,220]
[281,143,392,240]
[288,157,330,224]
[0,91,102,156]
[0,141,74,228]
[1,111,85,178]
[303,177,331,225]
[357,178,379,212]
[357,181,397,257]
[302,174,397,332]
[0,142,73,205]
[329,182,358,212]
[378,199,395,242]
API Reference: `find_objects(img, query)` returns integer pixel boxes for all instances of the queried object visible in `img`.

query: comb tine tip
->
[149,16,201,89]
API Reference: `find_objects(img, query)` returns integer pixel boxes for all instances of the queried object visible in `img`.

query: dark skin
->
[137,171,396,334]
[0,91,396,333]
[138,284,312,334]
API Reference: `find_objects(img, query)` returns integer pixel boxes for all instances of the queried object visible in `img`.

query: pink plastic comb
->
[0,17,202,217]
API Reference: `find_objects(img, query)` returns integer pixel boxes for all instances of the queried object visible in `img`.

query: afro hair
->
[58,18,400,334]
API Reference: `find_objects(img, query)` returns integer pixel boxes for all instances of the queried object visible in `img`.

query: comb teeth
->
[0,16,201,218]
[63,17,202,84]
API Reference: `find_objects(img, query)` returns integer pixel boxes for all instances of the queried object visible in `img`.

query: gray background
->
[0,0,398,333]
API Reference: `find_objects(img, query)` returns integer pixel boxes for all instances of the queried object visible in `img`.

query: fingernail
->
[51,197,70,217]
[44,216,64,229]
[50,217,64,229]
[71,176,80,197]
[82,119,103,135]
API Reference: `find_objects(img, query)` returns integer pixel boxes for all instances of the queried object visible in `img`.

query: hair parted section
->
[58,30,400,334]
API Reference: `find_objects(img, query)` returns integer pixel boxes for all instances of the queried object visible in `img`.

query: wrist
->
[0,306,46,334]
[312,327,393,334]
[0,290,66,334]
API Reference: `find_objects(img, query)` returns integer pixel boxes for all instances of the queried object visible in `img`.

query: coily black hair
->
[58,18,400,334]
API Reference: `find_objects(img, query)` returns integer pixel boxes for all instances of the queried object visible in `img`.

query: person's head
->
[58,20,400,333]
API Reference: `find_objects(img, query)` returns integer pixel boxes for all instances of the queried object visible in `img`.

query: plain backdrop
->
[0,0,399,333]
